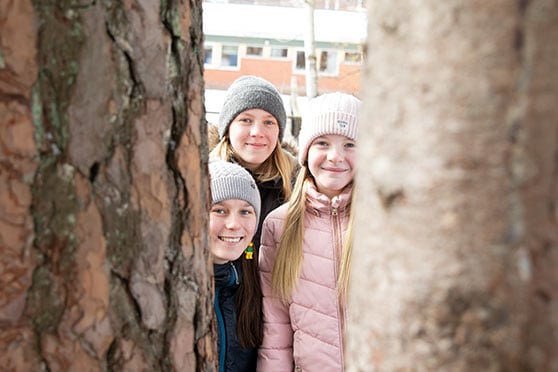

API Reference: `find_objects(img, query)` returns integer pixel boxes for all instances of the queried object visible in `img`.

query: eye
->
[240,208,255,216]
[313,140,329,147]
[345,141,356,148]
[211,206,226,215]
[238,117,252,124]
[264,119,278,126]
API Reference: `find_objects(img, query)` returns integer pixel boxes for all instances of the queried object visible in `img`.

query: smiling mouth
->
[323,168,347,172]
[219,236,243,243]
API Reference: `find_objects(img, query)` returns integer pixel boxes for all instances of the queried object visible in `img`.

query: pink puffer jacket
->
[258,181,352,372]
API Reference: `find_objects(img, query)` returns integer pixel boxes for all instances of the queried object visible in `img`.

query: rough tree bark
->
[347,0,557,371]
[0,1,215,371]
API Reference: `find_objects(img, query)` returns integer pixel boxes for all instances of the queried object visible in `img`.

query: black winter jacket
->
[252,175,285,250]
[214,262,257,372]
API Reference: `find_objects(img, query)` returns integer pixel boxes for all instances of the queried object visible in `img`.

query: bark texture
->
[0,0,215,370]
[346,0,557,371]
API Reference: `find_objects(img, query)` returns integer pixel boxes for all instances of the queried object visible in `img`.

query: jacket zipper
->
[332,206,341,278]
[229,261,239,285]
[215,262,239,372]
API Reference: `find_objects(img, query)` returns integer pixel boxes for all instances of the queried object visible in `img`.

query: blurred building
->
[202,1,367,132]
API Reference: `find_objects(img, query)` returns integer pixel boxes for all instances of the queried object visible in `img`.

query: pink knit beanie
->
[298,92,362,165]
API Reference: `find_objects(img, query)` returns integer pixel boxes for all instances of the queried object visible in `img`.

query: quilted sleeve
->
[257,211,294,372]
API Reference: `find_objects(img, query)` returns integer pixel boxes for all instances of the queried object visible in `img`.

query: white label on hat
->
[337,119,348,128]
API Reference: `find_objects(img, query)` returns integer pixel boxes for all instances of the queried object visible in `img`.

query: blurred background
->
[202,0,367,138]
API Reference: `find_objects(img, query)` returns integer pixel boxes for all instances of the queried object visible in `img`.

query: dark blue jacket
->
[214,262,257,372]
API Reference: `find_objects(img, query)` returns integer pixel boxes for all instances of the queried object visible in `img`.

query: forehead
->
[312,134,354,141]
[213,199,253,208]
[235,108,275,118]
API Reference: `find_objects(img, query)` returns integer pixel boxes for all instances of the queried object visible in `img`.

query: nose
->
[327,145,344,162]
[249,121,264,136]
[224,214,241,229]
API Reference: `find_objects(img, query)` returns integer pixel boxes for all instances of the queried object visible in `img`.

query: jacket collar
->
[213,262,240,288]
[304,180,352,216]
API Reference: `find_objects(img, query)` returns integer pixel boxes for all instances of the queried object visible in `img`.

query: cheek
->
[306,150,322,168]
[244,219,258,238]
[228,124,246,142]
[228,133,245,153]
[346,151,358,167]
[209,217,221,237]
[266,126,280,142]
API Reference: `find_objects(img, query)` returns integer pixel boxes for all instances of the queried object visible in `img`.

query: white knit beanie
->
[218,75,287,141]
[298,92,362,165]
[208,160,261,222]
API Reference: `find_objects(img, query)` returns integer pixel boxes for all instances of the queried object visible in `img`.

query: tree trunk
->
[347,1,558,371]
[304,0,318,98]
[0,1,215,371]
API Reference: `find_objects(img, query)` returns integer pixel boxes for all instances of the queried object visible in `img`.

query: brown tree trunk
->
[0,1,215,370]
[347,0,558,371]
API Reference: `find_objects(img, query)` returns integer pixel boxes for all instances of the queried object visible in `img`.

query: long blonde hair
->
[337,189,356,304]
[271,165,355,304]
[209,136,296,199]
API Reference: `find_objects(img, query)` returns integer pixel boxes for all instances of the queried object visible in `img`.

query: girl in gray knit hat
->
[210,76,297,244]
[210,77,297,207]
[209,76,298,369]
[208,159,261,372]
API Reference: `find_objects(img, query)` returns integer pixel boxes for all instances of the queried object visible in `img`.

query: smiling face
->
[307,134,357,199]
[210,199,258,264]
[227,109,280,171]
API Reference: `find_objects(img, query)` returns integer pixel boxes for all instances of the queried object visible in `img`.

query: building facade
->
[202,1,366,130]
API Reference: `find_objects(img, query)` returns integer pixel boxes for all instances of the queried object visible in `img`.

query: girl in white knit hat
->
[257,92,361,372]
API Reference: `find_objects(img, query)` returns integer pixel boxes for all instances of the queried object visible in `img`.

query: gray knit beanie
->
[218,75,287,141]
[298,92,361,165]
[208,159,261,222]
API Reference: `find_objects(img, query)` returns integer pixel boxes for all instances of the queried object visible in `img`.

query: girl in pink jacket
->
[258,92,361,371]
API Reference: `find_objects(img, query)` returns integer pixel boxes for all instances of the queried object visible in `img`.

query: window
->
[345,51,362,63]
[221,45,238,67]
[294,49,338,75]
[319,50,337,74]
[204,44,213,65]
[246,46,263,57]
[295,50,305,71]
[270,47,288,58]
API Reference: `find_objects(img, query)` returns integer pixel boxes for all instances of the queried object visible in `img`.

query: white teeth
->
[220,237,242,243]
